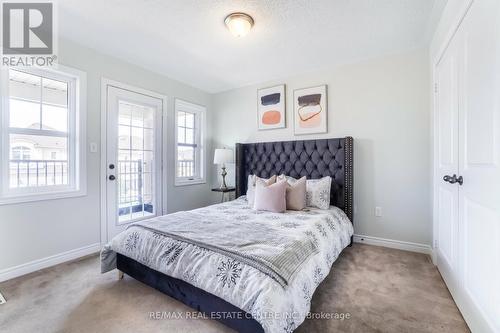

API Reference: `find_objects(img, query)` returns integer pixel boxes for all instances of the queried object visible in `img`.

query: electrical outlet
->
[0,291,6,305]
[375,206,382,217]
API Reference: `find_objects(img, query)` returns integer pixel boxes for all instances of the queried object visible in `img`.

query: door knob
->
[443,174,463,185]
[109,175,116,181]
[109,164,115,170]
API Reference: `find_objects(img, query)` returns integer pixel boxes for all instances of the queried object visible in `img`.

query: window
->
[175,99,205,186]
[0,66,87,204]
[11,146,32,160]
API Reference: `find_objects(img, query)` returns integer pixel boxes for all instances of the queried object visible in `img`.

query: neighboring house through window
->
[11,146,32,160]
[0,66,87,204]
[175,99,205,185]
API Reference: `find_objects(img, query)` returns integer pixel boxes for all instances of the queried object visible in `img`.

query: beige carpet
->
[0,244,469,333]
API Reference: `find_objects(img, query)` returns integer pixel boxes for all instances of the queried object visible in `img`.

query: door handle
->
[109,175,116,181]
[443,174,463,185]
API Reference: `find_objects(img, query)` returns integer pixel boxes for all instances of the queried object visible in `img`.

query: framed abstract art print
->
[257,85,285,130]
[293,85,327,135]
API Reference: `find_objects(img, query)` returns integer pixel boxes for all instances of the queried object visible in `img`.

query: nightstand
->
[212,187,235,203]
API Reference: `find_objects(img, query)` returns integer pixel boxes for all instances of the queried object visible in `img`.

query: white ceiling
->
[57,0,445,93]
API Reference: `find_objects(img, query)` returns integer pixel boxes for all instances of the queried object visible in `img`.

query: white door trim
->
[431,0,474,66]
[431,1,499,332]
[100,78,168,246]
[431,0,474,266]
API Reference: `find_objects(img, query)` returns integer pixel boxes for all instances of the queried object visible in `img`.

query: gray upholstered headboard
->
[235,137,353,222]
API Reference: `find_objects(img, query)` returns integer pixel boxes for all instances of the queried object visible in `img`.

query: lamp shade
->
[214,148,234,165]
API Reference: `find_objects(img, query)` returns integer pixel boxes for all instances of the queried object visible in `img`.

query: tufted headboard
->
[235,137,353,222]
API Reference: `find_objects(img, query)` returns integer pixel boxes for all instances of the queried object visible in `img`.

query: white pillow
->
[306,176,332,209]
[246,175,277,206]
[280,175,332,210]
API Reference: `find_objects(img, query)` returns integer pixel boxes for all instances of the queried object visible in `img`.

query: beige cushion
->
[246,175,277,206]
[253,179,287,213]
[280,176,306,210]
[279,175,331,210]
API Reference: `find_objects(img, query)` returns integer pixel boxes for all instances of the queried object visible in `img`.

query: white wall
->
[0,39,213,274]
[212,49,431,245]
[0,43,432,279]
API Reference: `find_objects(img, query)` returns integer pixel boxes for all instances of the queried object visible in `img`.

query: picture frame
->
[293,85,328,135]
[257,84,286,130]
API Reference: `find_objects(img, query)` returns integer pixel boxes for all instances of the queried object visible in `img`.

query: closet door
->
[435,32,460,293]
[457,1,500,331]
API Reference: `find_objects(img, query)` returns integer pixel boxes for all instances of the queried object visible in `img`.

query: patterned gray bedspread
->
[127,210,318,287]
[101,197,354,333]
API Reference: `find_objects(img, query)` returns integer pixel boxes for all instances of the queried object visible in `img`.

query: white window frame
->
[0,65,87,205]
[174,99,206,186]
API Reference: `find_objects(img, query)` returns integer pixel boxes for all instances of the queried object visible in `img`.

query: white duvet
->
[101,197,353,332]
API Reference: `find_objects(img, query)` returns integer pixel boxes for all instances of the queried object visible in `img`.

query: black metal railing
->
[9,159,68,187]
[117,159,154,217]
[118,160,143,206]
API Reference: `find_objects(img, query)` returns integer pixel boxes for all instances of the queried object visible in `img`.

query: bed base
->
[116,253,265,333]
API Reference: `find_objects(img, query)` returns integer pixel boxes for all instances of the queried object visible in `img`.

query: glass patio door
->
[105,85,163,239]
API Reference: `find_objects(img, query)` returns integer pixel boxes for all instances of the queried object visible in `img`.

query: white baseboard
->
[353,234,433,256]
[430,247,437,265]
[0,243,101,283]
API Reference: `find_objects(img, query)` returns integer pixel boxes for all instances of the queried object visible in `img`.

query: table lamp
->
[214,148,234,190]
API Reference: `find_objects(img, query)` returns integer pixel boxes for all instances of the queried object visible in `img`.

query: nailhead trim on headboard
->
[344,136,354,223]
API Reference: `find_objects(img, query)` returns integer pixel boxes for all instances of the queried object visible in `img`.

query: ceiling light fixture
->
[224,12,254,38]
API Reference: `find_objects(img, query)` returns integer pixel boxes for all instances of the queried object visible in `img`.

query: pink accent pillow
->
[246,175,276,206]
[253,179,287,213]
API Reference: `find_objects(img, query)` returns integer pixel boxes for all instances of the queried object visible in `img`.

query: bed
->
[101,137,354,333]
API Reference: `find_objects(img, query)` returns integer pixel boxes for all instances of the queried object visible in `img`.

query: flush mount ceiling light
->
[224,12,254,38]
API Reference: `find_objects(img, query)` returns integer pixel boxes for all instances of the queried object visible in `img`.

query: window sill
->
[0,188,87,206]
[174,178,206,187]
